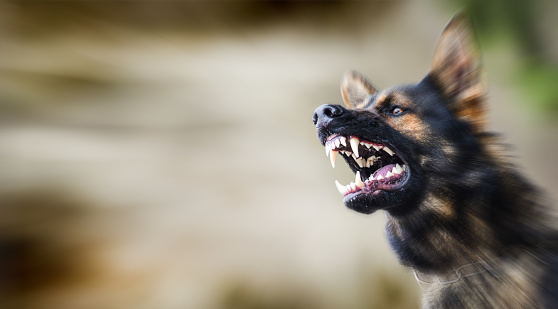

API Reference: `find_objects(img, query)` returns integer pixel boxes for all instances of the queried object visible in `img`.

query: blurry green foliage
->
[451,0,558,118]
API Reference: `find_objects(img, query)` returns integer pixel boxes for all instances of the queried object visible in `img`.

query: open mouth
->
[325,134,409,199]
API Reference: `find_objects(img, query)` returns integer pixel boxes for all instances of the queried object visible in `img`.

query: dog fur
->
[313,13,558,308]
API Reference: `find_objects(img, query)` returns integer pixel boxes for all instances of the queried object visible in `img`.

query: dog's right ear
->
[341,70,377,109]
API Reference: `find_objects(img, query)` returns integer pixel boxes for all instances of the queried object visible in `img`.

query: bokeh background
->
[0,1,557,308]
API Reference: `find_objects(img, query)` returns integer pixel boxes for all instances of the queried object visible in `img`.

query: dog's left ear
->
[428,12,486,131]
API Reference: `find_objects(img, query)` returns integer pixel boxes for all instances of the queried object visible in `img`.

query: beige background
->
[0,1,556,308]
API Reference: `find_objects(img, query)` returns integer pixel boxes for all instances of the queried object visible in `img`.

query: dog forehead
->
[369,85,415,109]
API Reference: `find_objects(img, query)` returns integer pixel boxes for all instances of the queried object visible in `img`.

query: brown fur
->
[313,12,558,308]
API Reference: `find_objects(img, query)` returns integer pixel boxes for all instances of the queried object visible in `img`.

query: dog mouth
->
[325,134,409,199]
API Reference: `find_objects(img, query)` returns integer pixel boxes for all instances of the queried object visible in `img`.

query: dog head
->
[312,13,487,215]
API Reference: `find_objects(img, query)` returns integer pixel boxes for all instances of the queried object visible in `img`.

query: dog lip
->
[326,134,340,142]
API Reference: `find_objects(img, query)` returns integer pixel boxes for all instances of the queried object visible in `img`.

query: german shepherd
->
[312,13,558,308]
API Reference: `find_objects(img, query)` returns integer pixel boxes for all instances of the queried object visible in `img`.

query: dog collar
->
[412,261,494,289]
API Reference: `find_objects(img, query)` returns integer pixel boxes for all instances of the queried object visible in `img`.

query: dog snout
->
[312,104,345,127]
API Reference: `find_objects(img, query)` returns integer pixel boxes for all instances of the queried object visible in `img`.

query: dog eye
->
[389,106,406,115]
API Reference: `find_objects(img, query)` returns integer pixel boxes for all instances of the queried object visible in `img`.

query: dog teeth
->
[367,156,377,167]
[330,150,338,168]
[334,172,366,197]
[355,171,364,188]
[383,146,395,156]
[376,174,384,180]
[372,145,382,151]
[360,141,373,149]
[349,137,360,157]
[393,163,403,174]
[335,180,346,196]
[356,157,366,168]
[326,136,349,157]
[386,171,394,178]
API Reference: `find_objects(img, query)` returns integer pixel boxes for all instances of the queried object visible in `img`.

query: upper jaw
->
[324,134,410,199]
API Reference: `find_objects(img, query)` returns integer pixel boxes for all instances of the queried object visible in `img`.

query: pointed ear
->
[428,12,486,131]
[341,70,377,108]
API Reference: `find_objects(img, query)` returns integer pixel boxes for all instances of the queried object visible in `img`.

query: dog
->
[312,13,558,308]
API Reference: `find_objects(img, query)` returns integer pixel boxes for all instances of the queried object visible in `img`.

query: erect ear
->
[341,70,377,109]
[428,12,486,131]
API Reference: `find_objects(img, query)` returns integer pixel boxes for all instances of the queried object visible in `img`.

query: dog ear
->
[341,70,377,108]
[429,12,486,131]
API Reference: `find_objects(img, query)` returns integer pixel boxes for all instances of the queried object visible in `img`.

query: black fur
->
[313,13,558,308]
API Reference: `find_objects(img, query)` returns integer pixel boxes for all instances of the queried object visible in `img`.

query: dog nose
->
[313,104,345,126]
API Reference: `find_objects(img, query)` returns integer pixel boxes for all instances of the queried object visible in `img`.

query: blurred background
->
[0,1,556,308]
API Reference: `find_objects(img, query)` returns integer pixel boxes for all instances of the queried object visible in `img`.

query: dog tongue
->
[373,164,396,178]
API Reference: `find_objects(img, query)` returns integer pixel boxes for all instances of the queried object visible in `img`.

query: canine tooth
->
[325,144,331,157]
[355,171,364,188]
[330,150,338,168]
[350,137,360,157]
[335,139,341,148]
[394,164,403,174]
[386,171,394,178]
[377,174,384,180]
[383,147,395,156]
[372,145,382,151]
[335,180,346,196]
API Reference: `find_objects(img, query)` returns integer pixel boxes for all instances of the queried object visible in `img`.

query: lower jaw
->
[344,188,386,203]
[343,172,409,202]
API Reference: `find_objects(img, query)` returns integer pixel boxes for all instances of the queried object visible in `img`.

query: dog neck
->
[383,158,555,272]
[384,198,497,273]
